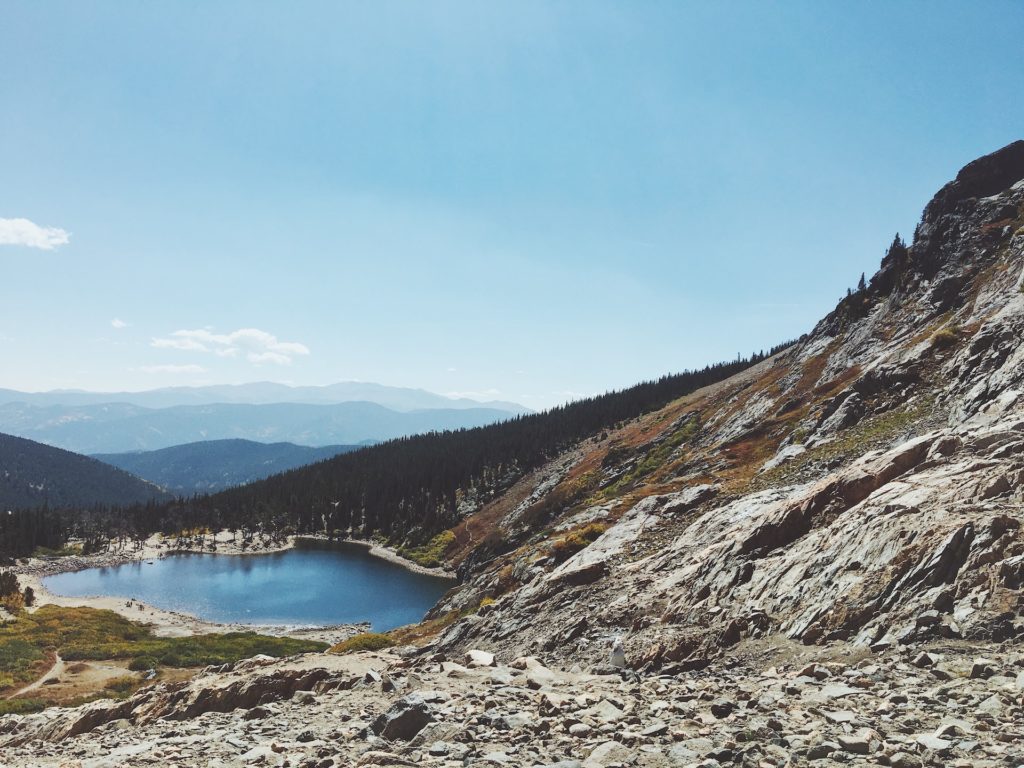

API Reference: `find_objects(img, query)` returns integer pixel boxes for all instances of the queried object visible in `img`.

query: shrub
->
[22,587,34,608]
[104,675,139,695]
[31,545,83,558]
[0,698,46,715]
[128,655,158,671]
[549,522,609,563]
[0,571,18,597]
[931,327,959,349]
[397,530,455,569]
[0,592,24,613]
[328,632,394,655]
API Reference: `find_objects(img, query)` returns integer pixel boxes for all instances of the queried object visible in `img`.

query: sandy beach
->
[12,531,452,645]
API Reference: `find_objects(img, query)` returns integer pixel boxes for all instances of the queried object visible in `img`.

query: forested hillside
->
[0,346,792,558]
[0,433,169,513]
[93,439,362,494]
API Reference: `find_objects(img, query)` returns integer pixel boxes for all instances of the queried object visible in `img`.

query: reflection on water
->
[43,541,454,632]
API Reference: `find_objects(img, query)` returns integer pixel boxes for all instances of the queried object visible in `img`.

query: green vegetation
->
[0,432,169,520]
[550,522,609,563]
[0,637,45,690]
[128,655,159,671]
[0,571,25,612]
[754,397,937,492]
[0,698,46,716]
[601,417,701,498]
[931,326,960,349]
[0,605,326,694]
[397,530,455,568]
[31,544,84,558]
[328,632,394,654]
[103,675,141,696]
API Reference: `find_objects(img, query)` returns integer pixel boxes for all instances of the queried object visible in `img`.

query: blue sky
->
[1,2,1021,409]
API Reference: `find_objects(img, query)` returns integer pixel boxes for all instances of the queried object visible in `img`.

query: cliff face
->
[429,140,1024,669]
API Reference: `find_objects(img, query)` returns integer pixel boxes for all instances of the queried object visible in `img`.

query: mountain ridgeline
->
[93,439,363,494]
[0,433,170,513]
[0,401,522,454]
[0,347,793,557]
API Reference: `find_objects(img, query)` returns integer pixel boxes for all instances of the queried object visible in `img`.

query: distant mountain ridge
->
[0,381,529,414]
[93,439,363,494]
[0,432,169,510]
[0,401,518,454]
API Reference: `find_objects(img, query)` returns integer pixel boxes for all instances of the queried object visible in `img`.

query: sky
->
[1,2,1022,410]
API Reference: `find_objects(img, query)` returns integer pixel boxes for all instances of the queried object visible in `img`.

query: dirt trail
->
[5,653,64,700]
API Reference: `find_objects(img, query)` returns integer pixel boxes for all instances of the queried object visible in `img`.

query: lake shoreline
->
[16,530,455,580]
[13,530,454,642]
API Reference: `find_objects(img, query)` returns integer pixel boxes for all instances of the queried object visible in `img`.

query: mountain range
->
[0,400,522,454]
[0,382,527,413]
[92,439,362,494]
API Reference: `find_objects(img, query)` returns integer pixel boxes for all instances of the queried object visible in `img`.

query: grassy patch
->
[753,397,936,491]
[549,522,609,563]
[0,697,46,715]
[128,655,159,671]
[600,417,701,497]
[0,605,326,695]
[328,632,394,654]
[31,544,84,558]
[931,326,959,350]
[103,675,141,696]
[397,530,455,568]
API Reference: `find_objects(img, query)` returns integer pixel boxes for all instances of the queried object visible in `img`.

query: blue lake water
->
[42,541,454,632]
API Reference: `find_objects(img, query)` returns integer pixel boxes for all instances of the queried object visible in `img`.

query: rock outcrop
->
[422,141,1024,677]
[2,642,1022,766]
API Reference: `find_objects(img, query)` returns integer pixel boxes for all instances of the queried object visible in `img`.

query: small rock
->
[710,699,734,719]
[912,652,938,668]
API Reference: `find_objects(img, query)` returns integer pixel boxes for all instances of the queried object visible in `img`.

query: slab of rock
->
[370,693,436,741]
[465,649,496,668]
[583,740,632,767]
[579,699,625,723]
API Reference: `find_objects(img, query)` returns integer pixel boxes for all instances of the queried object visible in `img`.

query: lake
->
[43,540,455,632]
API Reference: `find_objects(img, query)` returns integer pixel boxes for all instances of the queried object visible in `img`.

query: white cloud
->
[152,336,207,351]
[140,364,206,374]
[111,318,128,329]
[150,327,311,366]
[247,351,292,365]
[0,218,70,250]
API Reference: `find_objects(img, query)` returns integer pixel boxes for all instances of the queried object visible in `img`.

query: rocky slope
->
[2,142,1024,767]
[430,140,1024,671]
[0,639,1021,767]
